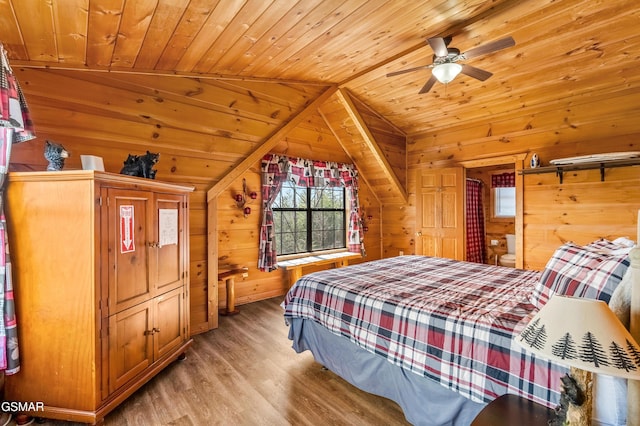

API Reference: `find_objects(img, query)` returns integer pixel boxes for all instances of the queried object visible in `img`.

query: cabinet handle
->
[153,328,160,333]
[147,241,159,248]
[144,329,156,336]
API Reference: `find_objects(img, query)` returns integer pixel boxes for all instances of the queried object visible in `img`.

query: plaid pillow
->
[585,237,635,254]
[530,242,630,308]
[574,254,629,303]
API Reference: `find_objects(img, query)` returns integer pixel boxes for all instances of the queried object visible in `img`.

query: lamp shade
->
[516,295,640,379]
[431,63,462,84]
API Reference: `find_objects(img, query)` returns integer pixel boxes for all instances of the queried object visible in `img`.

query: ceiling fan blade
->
[418,75,438,94]
[462,36,515,60]
[386,64,432,77]
[427,37,449,57]
[460,64,493,81]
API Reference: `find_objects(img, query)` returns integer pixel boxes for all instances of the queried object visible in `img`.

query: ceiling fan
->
[387,36,515,94]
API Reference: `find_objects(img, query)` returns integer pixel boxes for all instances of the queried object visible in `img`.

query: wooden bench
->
[218,267,249,316]
[278,252,361,288]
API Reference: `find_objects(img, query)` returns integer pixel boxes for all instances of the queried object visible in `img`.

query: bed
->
[283,237,636,426]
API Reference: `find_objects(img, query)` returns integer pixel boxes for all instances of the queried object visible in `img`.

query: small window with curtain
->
[272,179,346,255]
[491,172,516,219]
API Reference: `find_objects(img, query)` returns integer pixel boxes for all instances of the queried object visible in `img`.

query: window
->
[493,187,516,218]
[272,179,346,255]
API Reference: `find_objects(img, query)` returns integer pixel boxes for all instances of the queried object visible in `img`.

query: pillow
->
[529,241,630,308]
[572,253,629,303]
[586,237,635,255]
[530,242,593,308]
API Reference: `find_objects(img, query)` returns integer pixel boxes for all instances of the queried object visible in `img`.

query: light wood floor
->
[30,297,410,426]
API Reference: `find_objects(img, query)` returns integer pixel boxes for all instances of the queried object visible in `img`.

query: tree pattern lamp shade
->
[516,295,640,380]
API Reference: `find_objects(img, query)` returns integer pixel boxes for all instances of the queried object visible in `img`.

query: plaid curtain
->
[466,179,486,264]
[491,172,515,188]
[258,154,289,272]
[0,43,37,374]
[258,154,364,272]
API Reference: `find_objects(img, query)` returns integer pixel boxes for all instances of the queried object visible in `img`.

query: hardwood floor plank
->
[27,297,409,426]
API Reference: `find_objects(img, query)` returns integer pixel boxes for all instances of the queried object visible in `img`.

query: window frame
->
[272,180,348,256]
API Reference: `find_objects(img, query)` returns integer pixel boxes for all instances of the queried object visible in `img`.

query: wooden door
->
[154,193,186,294]
[415,167,464,260]
[107,188,155,314]
[154,287,187,359]
[108,300,153,394]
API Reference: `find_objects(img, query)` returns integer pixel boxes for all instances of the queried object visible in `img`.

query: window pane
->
[310,187,321,208]
[273,180,346,255]
[295,187,307,208]
[274,185,294,208]
[333,189,344,208]
[494,187,516,217]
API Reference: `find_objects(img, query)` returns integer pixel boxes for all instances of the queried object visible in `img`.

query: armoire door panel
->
[108,301,153,394]
[155,194,185,294]
[155,287,186,359]
[108,189,155,314]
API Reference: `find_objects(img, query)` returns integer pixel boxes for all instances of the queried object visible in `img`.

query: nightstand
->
[471,394,556,426]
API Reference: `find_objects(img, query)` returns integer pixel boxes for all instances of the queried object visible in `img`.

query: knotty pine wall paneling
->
[523,166,640,270]
[405,86,640,269]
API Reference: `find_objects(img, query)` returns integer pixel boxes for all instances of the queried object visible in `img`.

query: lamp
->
[431,63,462,84]
[516,295,640,425]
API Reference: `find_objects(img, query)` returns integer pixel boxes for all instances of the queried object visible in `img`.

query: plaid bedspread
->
[283,255,567,407]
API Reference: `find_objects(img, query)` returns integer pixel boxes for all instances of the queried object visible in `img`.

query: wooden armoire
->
[4,171,193,424]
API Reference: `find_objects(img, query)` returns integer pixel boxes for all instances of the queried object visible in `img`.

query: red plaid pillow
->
[530,242,629,308]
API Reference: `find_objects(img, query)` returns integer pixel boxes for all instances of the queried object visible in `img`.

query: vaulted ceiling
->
[2,0,639,203]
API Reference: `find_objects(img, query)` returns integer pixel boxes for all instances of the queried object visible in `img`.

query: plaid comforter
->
[283,255,567,407]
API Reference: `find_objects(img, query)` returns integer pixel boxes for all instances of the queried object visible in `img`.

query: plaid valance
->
[491,172,515,188]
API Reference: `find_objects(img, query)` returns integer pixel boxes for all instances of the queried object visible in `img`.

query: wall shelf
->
[518,158,640,184]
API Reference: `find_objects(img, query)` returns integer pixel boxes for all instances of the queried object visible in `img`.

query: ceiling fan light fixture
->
[432,63,462,84]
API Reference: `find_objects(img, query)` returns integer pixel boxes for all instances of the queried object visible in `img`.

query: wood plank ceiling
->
[2,0,639,203]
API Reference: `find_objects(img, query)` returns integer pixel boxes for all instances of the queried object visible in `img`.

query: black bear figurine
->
[44,140,70,171]
[119,151,160,179]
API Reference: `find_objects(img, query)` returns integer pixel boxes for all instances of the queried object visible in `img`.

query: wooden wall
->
[9,68,382,332]
[402,85,640,269]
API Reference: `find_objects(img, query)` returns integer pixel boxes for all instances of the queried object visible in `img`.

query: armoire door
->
[154,286,187,359]
[106,188,155,314]
[108,300,154,394]
[415,167,464,260]
[154,193,186,295]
